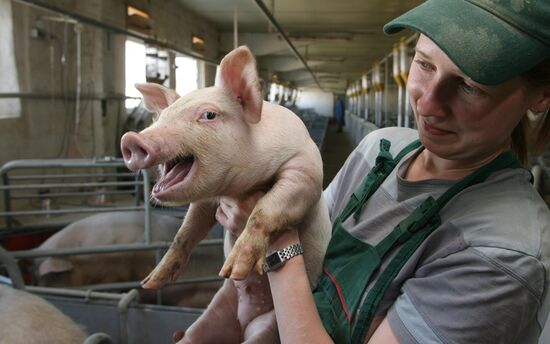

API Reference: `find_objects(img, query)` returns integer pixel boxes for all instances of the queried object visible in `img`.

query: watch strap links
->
[263,243,304,272]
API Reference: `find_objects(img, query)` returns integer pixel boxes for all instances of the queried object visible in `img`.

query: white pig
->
[0,284,87,344]
[33,211,222,308]
[120,46,331,343]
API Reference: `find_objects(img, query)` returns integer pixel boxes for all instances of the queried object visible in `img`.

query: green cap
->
[384,0,550,85]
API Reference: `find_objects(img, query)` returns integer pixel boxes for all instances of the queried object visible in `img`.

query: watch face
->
[265,252,283,270]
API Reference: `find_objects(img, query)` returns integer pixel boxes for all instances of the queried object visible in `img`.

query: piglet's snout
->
[120,132,157,171]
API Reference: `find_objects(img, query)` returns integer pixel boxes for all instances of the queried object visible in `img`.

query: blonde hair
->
[512,58,550,166]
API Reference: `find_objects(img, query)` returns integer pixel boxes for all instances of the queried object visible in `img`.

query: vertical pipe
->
[0,245,25,290]
[233,5,238,49]
[143,170,151,245]
[400,38,412,128]
[74,24,82,135]
[393,44,403,127]
[372,62,382,127]
[405,87,411,128]
[118,289,139,344]
[2,172,13,228]
[383,60,389,127]
[362,75,369,120]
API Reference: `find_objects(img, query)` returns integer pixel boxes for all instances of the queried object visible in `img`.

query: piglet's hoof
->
[141,248,187,289]
[219,231,268,280]
[141,260,182,289]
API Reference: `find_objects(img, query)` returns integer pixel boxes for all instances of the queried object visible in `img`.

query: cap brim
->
[384,0,550,85]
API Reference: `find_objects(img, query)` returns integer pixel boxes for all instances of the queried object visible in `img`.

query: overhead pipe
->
[252,0,324,91]
[13,0,218,66]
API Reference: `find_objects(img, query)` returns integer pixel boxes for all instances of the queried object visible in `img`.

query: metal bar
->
[118,289,139,344]
[13,0,218,66]
[0,92,135,100]
[75,276,223,291]
[143,170,152,244]
[2,172,13,228]
[26,285,126,301]
[8,172,136,180]
[11,190,137,200]
[0,159,126,173]
[0,205,144,217]
[0,245,26,290]
[0,180,142,190]
[11,239,223,259]
[252,0,324,90]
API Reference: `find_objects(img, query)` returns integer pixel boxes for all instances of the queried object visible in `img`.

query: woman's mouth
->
[423,120,452,136]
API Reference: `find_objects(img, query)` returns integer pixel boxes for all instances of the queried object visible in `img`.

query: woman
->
[217,1,550,343]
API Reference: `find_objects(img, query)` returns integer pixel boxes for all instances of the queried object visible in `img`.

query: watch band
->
[263,243,304,272]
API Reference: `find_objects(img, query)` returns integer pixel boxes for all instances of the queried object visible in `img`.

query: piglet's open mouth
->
[152,154,195,195]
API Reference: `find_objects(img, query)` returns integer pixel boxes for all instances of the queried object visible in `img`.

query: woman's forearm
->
[266,232,334,344]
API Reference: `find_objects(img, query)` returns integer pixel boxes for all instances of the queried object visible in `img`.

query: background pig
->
[0,284,87,344]
[32,211,223,308]
[120,46,331,343]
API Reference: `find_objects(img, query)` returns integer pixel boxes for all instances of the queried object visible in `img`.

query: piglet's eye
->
[200,111,217,121]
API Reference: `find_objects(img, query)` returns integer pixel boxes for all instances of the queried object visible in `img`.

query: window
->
[125,39,146,109]
[0,0,21,118]
[175,56,198,96]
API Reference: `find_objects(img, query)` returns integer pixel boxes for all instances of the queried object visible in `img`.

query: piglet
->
[0,284,87,344]
[33,211,222,308]
[120,46,331,343]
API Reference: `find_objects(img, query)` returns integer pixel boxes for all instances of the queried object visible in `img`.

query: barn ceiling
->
[177,0,423,93]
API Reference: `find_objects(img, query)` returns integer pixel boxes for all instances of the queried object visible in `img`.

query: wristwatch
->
[263,243,304,272]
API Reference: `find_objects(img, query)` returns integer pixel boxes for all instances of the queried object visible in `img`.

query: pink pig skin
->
[0,284,87,344]
[32,211,222,309]
[120,46,331,343]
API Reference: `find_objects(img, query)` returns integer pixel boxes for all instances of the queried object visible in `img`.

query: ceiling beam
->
[251,0,323,90]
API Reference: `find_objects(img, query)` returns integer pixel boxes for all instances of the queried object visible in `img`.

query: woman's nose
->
[415,79,451,118]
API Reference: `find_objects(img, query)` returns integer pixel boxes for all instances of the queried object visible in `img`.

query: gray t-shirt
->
[324,127,550,344]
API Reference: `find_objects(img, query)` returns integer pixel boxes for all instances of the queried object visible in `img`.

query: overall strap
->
[350,150,522,343]
[314,138,422,343]
[336,139,421,225]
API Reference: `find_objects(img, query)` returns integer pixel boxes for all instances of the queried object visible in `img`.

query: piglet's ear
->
[215,46,263,124]
[38,257,74,277]
[135,83,180,115]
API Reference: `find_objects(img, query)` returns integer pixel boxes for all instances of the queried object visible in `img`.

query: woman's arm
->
[367,317,400,344]
[217,196,400,344]
[266,229,334,344]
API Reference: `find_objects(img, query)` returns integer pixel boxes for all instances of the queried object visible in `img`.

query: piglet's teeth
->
[153,158,194,194]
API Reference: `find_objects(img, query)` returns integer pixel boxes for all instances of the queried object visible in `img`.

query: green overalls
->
[313,138,522,343]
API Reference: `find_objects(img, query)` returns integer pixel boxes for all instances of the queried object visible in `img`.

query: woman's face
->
[407,35,539,165]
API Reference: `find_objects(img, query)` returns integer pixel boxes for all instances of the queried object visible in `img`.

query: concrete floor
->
[321,122,356,189]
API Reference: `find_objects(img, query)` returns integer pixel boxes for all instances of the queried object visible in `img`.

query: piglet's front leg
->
[142,201,217,289]
[219,212,271,280]
[220,159,322,280]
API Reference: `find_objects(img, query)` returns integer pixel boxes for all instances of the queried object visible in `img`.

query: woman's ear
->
[530,85,550,114]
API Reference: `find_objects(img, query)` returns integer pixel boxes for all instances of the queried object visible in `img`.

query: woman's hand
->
[215,190,264,235]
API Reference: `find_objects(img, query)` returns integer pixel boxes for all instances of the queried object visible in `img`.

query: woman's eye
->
[200,111,217,121]
[414,59,433,71]
[460,81,482,95]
